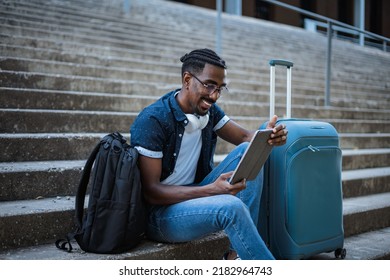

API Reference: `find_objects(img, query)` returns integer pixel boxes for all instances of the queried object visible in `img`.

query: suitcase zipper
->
[308,145,320,152]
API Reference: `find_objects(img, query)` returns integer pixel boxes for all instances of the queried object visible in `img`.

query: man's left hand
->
[267,115,288,146]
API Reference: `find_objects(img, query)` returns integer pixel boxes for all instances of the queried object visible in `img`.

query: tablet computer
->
[229,129,273,184]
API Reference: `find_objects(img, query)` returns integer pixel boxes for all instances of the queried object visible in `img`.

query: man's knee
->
[236,142,249,154]
[216,195,250,221]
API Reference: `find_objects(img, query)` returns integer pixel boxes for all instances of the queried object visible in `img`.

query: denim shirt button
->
[173,153,177,157]
[179,134,182,137]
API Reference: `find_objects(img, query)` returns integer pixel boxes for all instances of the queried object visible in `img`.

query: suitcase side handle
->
[269,59,293,119]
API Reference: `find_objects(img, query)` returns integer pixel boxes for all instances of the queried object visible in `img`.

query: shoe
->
[222,251,241,260]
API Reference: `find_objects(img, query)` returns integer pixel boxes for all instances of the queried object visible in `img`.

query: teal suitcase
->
[259,60,346,259]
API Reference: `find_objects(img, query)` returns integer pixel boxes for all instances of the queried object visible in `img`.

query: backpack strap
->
[74,140,101,229]
[55,141,101,253]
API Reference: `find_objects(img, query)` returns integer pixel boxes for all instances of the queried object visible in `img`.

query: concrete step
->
[2,81,390,115]
[2,33,387,99]
[2,0,386,74]
[310,227,390,260]
[0,227,389,260]
[0,29,383,97]
[1,192,389,257]
[1,2,385,84]
[0,160,85,201]
[343,192,390,237]
[0,108,138,133]
[342,149,390,170]
[1,87,390,133]
[2,32,385,91]
[0,70,179,95]
[0,8,334,70]
[3,1,390,81]
[1,158,389,201]
[1,131,389,163]
[0,55,353,94]
[1,106,389,135]
[0,37,386,103]
[3,55,387,106]
[0,231,230,260]
[1,94,389,127]
[3,14,385,86]
[339,133,390,149]
[342,167,390,198]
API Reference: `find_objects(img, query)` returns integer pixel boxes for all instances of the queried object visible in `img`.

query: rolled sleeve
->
[214,115,230,131]
[130,109,166,155]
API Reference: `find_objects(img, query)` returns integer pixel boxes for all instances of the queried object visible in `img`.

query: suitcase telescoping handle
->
[269,59,294,119]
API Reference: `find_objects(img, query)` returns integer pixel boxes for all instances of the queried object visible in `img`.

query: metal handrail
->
[263,0,390,49]
[263,0,389,107]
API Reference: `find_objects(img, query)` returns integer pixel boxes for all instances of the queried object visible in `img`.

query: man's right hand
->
[213,171,246,196]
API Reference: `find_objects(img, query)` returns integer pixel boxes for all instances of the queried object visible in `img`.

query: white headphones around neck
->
[185,114,209,132]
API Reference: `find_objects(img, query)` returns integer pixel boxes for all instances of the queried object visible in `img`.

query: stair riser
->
[4,87,390,113]
[340,136,390,149]
[0,58,183,85]
[2,166,388,201]
[0,135,100,162]
[1,133,388,163]
[0,89,157,114]
[0,111,137,133]
[0,168,82,201]
[1,108,389,134]
[0,71,173,95]
[343,176,390,198]
[0,211,75,251]
[0,45,181,73]
[343,153,390,170]
[344,207,390,237]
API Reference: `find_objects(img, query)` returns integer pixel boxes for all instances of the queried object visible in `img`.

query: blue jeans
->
[146,142,275,260]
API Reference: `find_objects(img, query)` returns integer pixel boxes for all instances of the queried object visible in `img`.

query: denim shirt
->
[130,89,229,183]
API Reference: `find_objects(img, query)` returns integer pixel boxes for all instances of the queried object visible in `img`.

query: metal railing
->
[262,0,390,106]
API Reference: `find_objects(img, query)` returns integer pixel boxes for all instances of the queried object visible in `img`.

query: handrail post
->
[359,0,365,46]
[123,0,131,14]
[216,0,222,55]
[325,21,333,107]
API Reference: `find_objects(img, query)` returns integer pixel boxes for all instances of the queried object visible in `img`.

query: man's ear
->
[182,72,192,88]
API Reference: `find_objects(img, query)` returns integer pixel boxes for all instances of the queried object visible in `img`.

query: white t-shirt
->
[161,123,202,185]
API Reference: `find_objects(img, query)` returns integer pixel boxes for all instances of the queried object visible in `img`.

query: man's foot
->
[222,250,241,260]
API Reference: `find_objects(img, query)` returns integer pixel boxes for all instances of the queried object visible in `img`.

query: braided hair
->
[180,48,227,76]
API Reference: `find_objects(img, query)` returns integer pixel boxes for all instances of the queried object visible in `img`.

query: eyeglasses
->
[189,72,228,97]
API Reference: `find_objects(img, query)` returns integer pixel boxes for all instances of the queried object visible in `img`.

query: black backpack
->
[56,132,146,254]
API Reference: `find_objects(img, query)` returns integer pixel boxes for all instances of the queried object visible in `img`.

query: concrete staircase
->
[0,0,389,260]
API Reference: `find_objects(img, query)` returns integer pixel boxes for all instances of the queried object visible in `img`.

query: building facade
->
[171,0,390,39]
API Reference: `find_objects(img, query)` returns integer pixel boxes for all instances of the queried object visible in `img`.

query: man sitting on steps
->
[130,48,288,260]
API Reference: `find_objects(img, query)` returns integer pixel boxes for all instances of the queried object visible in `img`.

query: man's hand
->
[213,171,246,196]
[266,115,288,146]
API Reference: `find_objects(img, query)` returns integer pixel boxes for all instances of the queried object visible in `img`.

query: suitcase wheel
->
[335,248,347,259]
